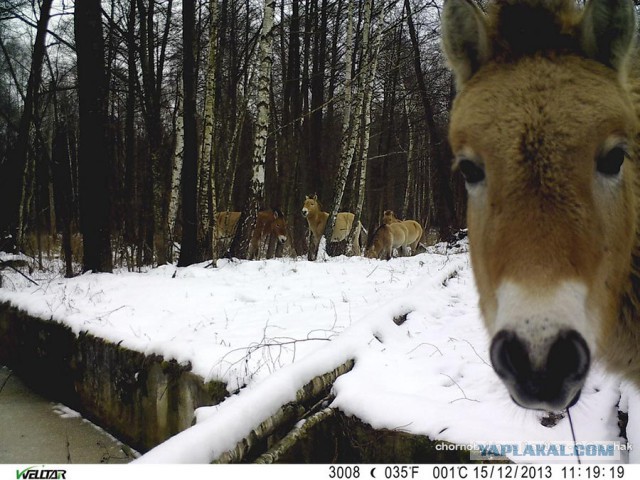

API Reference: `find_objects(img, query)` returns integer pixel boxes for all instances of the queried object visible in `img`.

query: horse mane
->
[486,0,582,63]
[271,207,285,217]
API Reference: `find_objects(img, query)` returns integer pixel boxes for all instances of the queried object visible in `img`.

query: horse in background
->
[364,224,394,260]
[442,0,640,411]
[382,210,423,255]
[301,195,362,257]
[214,209,288,260]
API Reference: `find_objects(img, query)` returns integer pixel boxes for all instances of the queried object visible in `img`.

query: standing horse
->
[301,195,362,256]
[365,224,395,260]
[214,209,288,259]
[442,0,640,411]
[382,210,424,255]
[365,218,407,260]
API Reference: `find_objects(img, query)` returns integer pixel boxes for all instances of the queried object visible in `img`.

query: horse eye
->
[597,146,627,176]
[457,159,486,185]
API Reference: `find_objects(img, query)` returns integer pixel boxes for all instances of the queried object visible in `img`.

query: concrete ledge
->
[0,302,228,453]
[0,302,477,463]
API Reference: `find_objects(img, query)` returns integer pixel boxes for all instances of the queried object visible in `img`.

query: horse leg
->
[353,223,361,255]
[248,229,262,260]
[410,240,419,256]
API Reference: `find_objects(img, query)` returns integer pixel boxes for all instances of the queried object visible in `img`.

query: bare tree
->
[178,0,200,267]
[347,0,385,253]
[228,0,276,259]
[199,0,219,261]
[75,0,113,273]
[10,0,53,252]
[321,0,355,259]
[168,76,184,261]
[404,0,455,237]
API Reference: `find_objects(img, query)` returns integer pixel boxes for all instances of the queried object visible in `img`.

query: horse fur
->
[301,195,362,256]
[382,210,424,255]
[442,0,640,410]
[214,209,288,260]
[365,224,394,260]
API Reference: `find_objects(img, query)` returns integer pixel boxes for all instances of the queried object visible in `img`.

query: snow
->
[53,404,83,419]
[0,243,635,464]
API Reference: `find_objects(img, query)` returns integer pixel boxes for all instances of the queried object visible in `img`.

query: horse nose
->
[301,209,308,217]
[490,329,590,410]
[278,235,287,244]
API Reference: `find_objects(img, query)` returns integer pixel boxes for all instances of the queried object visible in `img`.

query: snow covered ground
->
[1,244,638,464]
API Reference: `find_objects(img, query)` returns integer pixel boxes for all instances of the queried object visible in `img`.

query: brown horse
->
[301,195,362,256]
[214,209,288,259]
[365,224,394,260]
[365,220,411,260]
[442,0,640,411]
[382,210,424,255]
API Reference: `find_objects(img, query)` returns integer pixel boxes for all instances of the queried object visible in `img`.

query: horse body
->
[365,224,394,260]
[382,210,423,254]
[214,209,287,259]
[301,196,362,255]
[442,0,640,411]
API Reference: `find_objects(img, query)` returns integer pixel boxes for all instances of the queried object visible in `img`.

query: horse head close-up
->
[442,0,640,411]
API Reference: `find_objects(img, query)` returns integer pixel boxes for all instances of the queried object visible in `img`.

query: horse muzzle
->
[489,329,590,411]
[278,235,287,244]
[301,209,308,218]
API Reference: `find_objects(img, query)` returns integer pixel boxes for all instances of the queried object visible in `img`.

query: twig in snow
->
[459,338,491,367]
[441,373,480,403]
[407,342,443,357]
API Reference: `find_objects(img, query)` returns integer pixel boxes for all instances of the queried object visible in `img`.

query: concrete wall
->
[0,303,228,453]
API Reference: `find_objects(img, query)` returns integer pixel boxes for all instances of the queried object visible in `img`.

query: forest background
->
[0,0,468,274]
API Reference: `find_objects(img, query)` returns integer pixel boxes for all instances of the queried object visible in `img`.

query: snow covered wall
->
[0,304,228,452]
[1,245,638,463]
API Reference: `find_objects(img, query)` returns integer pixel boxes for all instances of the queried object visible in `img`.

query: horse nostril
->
[546,330,590,384]
[490,330,532,381]
[490,328,591,410]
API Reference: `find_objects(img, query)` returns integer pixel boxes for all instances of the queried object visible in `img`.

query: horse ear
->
[580,0,635,72]
[442,0,491,89]
[273,210,279,219]
[313,193,318,200]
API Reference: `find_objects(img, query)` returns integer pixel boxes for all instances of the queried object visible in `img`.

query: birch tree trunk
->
[401,86,415,220]
[199,0,219,261]
[124,0,139,258]
[347,0,385,254]
[178,0,200,267]
[228,0,275,259]
[168,77,184,262]
[320,0,355,260]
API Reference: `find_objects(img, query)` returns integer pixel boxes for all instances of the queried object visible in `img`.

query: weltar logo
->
[16,466,67,479]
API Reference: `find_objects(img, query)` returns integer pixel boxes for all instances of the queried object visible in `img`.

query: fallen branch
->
[212,359,354,463]
[255,407,337,463]
[0,259,38,286]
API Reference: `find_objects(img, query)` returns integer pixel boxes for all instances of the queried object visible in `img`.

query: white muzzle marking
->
[495,280,595,364]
